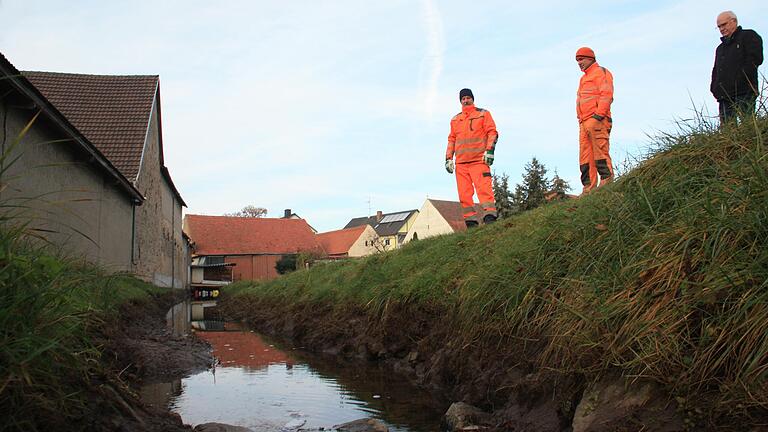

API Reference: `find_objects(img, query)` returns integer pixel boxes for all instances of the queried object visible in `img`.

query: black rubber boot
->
[483,214,497,224]
[465,220,479,229]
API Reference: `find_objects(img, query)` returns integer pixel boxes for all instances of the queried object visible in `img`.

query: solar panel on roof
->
[379,212,409,223]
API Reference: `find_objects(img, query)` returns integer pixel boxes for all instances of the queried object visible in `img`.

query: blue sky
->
[1,1,766,232]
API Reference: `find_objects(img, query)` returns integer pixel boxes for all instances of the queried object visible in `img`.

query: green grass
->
[0,94,167,431]
[227,113,768,417]
[0,230,161,431]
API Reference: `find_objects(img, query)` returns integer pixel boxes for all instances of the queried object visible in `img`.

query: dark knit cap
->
[459,88,474,100]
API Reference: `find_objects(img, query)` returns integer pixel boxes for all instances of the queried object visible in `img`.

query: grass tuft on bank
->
[227,113,768,415]
[0,230,162,431]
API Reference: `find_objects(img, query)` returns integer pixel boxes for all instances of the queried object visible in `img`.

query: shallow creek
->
[141,324,446,431]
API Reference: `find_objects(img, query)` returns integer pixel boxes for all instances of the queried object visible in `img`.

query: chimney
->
[376,210,383,222]
[284,209,292,218]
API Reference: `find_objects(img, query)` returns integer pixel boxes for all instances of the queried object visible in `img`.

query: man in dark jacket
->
[710,10,763,124]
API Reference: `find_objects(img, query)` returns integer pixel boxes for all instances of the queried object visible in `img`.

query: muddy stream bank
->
[216,297,768,432]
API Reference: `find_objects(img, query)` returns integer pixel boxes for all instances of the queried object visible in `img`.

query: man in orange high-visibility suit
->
[575,47,614,194]
[445,88,499,228]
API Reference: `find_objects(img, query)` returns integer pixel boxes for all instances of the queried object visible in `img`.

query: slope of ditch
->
[219,116,768,431]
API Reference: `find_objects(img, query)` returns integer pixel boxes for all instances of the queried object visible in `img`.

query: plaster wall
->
[0,95,134,270]
[403,201,455,243]
[347,225,378,257]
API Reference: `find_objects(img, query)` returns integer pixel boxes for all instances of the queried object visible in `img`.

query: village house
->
[183,214,324,281]
[403,199,486,243]
[0,51,188,288]
[343,209,419,251]
[316,224,378,259]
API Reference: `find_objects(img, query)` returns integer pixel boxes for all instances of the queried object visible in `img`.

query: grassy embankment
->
[0,228,165,430]
[0,103,169,431]
[226,114,768,422]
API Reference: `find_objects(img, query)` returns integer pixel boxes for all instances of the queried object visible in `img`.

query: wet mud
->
[216,297,766,432]
[89,293,213,431]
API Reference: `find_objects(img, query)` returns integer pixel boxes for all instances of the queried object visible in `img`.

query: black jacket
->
[710,26,763,101]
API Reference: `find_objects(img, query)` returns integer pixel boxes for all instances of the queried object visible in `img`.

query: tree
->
[225,205,267,218]
[492,172,515,218]
[275,254,297,274]
[511,157,550,212]
[549,171,571,198]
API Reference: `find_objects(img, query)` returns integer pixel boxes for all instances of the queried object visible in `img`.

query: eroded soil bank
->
[87,293,213,431]
[217,297,767,432]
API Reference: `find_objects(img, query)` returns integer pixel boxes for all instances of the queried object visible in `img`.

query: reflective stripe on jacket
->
[446,105,498,164]
[577,62,614,122]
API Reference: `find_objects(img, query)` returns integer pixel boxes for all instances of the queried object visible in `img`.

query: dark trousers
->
[719,94,757,124]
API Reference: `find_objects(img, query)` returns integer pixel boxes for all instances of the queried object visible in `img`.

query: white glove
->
[445,159,455,174]
[483,151,494,166]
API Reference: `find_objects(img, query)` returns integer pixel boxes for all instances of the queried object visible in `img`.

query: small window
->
[385,239,390,246]
[365,240,368,246]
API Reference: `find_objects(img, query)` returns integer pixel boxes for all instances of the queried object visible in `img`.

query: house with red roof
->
[403,199,487,242]
[0,51,188,288]
[183,214,324,281]
[316,224,378,259]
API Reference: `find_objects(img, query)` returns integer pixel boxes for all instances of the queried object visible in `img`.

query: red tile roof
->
[316,225,368,256]
[22,71,159,181]
[184,215,324,256]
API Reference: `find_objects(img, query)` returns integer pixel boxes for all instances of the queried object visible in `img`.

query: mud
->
[216,296,767,432]
[87,292,213,432]
[216,298,575,431]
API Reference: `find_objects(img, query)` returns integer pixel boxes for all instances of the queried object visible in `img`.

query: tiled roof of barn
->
[22,71,158,181]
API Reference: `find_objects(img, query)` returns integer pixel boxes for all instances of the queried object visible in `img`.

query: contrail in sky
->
[420,0,444,120]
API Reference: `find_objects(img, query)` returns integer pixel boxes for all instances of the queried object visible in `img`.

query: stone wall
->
[132,95,188,288]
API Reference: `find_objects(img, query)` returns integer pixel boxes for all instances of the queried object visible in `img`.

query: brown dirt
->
[84,292,213,432]
[216,297,579,431]
[216,295,767,432]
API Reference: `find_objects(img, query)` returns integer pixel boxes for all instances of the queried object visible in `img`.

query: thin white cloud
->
[419,0,444,121]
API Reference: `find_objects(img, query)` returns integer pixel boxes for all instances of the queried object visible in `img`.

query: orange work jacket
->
[576,62,614,123]
[446,104,498,164]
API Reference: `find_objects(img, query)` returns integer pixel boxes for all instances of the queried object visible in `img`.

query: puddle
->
[142,325,446,431]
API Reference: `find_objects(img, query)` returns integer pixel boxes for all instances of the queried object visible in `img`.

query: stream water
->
[141,324,446,431]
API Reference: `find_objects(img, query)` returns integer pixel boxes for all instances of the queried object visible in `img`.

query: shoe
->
[465,220,479,229]
[599,176,613,187]
[483,214,497,224]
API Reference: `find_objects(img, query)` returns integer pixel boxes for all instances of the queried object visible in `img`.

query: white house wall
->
[347,225,378,257]
[404,201,454,243]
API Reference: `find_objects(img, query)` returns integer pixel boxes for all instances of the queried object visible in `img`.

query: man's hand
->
[591,114,605,121]
[445,159,455,174]
[483,150,494,166]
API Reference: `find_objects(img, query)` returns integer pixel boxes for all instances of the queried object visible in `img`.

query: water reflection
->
[151,327,445,431]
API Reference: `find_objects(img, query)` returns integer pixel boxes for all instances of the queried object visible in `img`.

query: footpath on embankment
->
[219,115,768,432]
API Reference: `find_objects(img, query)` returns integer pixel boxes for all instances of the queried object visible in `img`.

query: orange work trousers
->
[579,117,613,192]
[455,161,497,221]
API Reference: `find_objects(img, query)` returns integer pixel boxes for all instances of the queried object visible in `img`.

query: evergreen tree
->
[492,172,514,218]
[514,157,550,211]
[550,171,571,198]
